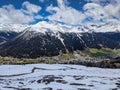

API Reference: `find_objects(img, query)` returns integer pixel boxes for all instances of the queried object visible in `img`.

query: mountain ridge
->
[0,21,120,58]
[0,21,120,33]
[0,30,120,58]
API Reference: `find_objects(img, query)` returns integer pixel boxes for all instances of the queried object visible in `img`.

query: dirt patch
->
[116,82,120,88]
[3,86,32,90]
[70,83,86,86]
[77,88,90,90]
[56,79,68,84]
[73,75,85,80]
[37,75,63,84]
[42,87,53,90]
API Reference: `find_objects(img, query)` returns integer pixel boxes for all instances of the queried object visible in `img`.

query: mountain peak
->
[0,21,120,33]
[28,21,120,33]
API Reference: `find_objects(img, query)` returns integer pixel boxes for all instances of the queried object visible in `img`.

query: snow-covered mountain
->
[0,23,28,45]
[0,21,120,34]
[0,21,120,58]
[0,23,28,32]
[29,21,120,33]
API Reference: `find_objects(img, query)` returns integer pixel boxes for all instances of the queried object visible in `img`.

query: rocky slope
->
[0,31,120,58]
[0,23,28,44]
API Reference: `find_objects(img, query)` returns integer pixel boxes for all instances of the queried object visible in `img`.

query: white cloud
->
[22,1,41,15]
[57,0,68,9]
[0,0,119,25]
[0,5,33,24]
[46,0,120,25]
[83,3,107,22]
[83,2,120,23]
[104,4,120,19]
[46,0,85,25]
[0,1,42,24]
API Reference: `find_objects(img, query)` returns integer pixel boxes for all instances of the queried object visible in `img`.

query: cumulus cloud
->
[84,0,120,22]
[0,0,119,25]
[83,3,107,22]
[104,4,120,20]
[0,1,42,24]
[22,1,41,15]
[46,0,85,25]
[83,2,120,23]
[46,0,120,25]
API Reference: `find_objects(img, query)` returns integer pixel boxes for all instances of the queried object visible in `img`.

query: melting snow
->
[0,64,120,90]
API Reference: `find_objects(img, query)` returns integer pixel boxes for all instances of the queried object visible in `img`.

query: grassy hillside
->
[0,49,120,68]
[83,48,120,58]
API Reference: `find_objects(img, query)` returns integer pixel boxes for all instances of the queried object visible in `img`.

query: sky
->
[0,0,120,25]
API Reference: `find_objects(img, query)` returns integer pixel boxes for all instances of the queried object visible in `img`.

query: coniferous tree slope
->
[0,31,18,45]
[0,30,120,58]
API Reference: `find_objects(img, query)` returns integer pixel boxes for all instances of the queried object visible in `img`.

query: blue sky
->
[0,0,86,9]
[0,0,119,25]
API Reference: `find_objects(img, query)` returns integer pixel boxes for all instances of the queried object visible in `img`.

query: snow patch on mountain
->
[56,32,68,52]
[29,21,120,33]
[0,21,120,33]
[87,22,120,33]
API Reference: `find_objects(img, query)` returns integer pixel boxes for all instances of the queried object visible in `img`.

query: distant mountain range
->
[0,21,120,58]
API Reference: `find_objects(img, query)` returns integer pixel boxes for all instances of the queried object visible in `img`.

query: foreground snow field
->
[0,64,120,90]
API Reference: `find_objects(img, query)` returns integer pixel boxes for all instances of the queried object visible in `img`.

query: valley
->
[0,48,120,68]
[0,0,120,90]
